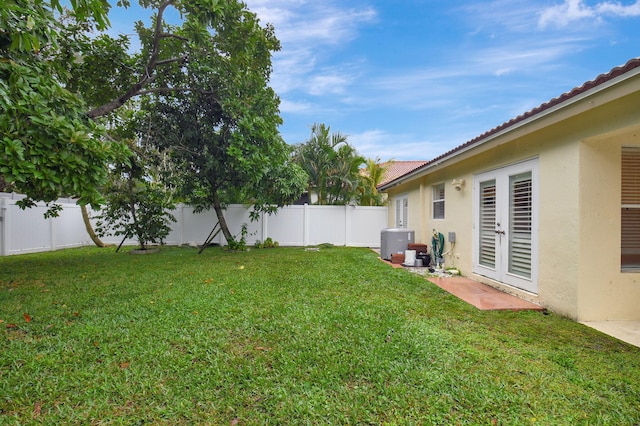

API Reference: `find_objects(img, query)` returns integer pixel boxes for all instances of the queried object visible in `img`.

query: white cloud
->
[247,1,377,47]
[246,0,377,97]
[539,0,640,28]
[279,99,315,114]
[597,0,640,15]
[458,1,543,34]
[347,130,454,161]
[308,73,352,96]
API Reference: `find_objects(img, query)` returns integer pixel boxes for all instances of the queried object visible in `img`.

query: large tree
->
[138,3,307,244]
[2,0,305,247]
[1,0,238,211]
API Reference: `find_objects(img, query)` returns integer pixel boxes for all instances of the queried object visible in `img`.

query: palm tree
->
[358,157,392,206]
[294,123,364,205]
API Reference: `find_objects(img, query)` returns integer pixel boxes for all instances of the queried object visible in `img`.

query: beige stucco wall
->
[385,73,640,321]
[386,134,582,317]
[578,128,640,320]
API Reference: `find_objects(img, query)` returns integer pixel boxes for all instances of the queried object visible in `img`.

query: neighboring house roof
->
[378,161,428,187]
[380,56,640,190]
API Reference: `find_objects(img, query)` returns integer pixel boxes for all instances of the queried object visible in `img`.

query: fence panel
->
[306,205,347,246]
[264,206,305,246]
[52,205,90,249]
[169,206,216,246]
[0,194,90,255]
[347,206,391,247]
[0,193,388,255]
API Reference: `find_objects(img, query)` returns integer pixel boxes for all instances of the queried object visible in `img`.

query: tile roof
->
[381,57,640,189]
[379,161,428,187]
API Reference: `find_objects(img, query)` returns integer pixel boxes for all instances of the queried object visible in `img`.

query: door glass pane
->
[509,172,532,278]
[479,180,496,268]
[395,197,408,228]
[403,198,408,228]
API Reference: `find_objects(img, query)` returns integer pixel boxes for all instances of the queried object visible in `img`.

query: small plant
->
[264,237,279,248]
[227,224,250,251]
[96,161,176,251]
[316,243,334,249]
[255,237,279,248]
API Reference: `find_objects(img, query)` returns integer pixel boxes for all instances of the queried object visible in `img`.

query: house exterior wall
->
[384,71,640,321]
[387,138,581,318]
[579,126,640,321]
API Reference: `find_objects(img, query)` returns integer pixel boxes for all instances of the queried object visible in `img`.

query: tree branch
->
[155,55,188,67]
[160,32,189,42]
[137,87,219,98]
[87,0,181,119]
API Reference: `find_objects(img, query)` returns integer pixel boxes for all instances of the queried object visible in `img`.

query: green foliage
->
[255,237,279,248]
[0,0,127,213]
[1,247,640,423]
[227,224,250,251]
[139,1,306,242]
[294,123,365,205]
[95,142,175,250]
[0,60,127,213]
[357,157,391,206]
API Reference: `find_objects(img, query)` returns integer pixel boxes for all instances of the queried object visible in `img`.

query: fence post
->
[345,205,353,246]
[178,204,185,246]
[0,197,6,256]
[303,203,309,247]
[49,206,56,252]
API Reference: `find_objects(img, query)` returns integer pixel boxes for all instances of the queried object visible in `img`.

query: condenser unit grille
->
[380,228,415,260]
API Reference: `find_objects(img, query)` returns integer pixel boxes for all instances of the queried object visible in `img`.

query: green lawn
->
[1,246,639,424]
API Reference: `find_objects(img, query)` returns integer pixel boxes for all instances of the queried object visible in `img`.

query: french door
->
[395,195,408,228]
[473,159,539,293]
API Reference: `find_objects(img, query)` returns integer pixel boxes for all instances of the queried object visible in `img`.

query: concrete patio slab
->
[580,321,640,348]
[428,276,544,312]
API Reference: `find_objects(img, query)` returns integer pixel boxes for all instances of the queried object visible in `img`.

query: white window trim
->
[621,146,640,271]
[432,183,445,220]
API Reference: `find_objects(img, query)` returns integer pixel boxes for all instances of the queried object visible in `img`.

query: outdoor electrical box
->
[448,232,456,243]
[380,228,415,260]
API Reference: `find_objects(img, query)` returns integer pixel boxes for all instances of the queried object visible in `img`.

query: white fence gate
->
[0,193,388,255]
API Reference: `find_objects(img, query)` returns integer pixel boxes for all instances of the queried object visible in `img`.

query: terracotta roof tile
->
[379,161,427,187]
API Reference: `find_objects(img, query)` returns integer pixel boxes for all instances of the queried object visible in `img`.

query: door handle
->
[494,230,505,235]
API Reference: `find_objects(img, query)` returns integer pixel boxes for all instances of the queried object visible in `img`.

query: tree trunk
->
[212,192,234,244]
[127,175,144,250]
[81,205,108,247]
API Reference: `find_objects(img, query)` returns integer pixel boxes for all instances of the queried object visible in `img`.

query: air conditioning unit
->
[380,228,415,260]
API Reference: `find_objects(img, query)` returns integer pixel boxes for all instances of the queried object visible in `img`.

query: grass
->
[1,246,639,425]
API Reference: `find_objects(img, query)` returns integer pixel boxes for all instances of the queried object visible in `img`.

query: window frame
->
[621,146,640,272]
[432,183,445,220]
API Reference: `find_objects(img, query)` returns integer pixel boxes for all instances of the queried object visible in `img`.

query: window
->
[622,147,640,271]
[433,183,445,219]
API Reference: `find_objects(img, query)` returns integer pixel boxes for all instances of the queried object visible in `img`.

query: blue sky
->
[109,0,640,161]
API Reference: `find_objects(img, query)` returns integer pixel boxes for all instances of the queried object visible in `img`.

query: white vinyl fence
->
[0,193,388,256]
